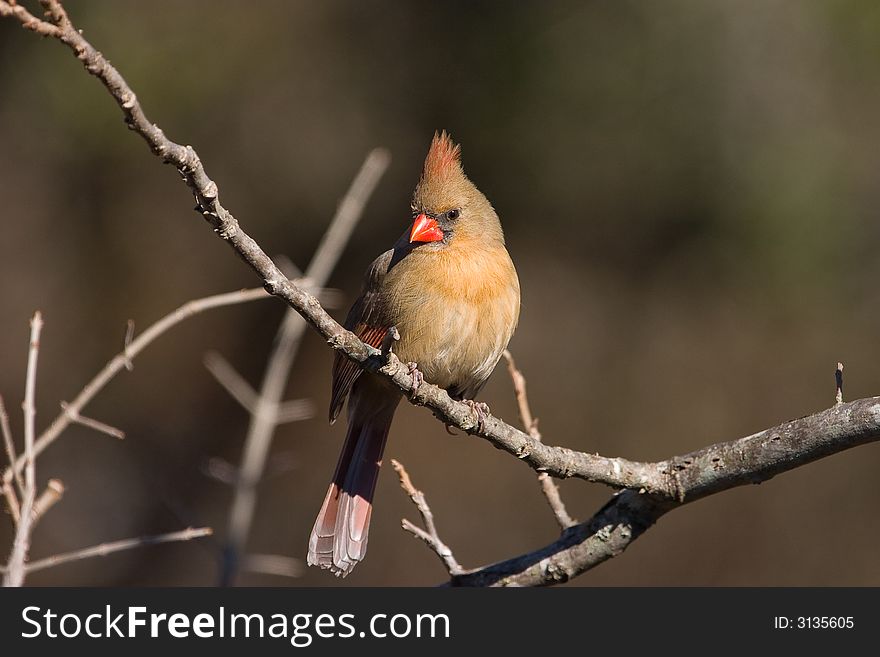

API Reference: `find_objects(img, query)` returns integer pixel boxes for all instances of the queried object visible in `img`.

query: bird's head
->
[408,131,504,247]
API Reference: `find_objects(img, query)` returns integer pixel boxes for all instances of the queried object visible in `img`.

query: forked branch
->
[4,1,880,586]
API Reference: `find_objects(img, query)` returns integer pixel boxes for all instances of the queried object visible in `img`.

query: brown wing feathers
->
[329,325,388,423]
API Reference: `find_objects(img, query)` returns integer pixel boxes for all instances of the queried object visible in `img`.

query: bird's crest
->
[422,130,462,183]
[414,131,475,213]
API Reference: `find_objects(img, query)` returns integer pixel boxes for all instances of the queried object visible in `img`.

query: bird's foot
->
[406,362,424,394]
[465,400,491,433]
[444,423,458,436]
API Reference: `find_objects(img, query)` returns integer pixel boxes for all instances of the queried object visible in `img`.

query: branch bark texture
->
[453,398,880,585]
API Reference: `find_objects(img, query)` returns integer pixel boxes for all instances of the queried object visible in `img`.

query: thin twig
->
[836,362,844,405]
[0,0,60,36]
[242,553,303,579]
[123,319,135,371]
[0,526,213,575]
[31,478,64,524]
[503,351,576,529]
[23,312,41,496]
[4,312,43,587]
[39,0,68,28]
[60,402,125,440]
[274,399,315,425]
[221,148,390,586]
[391,459,463,576]
[0,395,22,524]
[2,481,20,525]
[1,284,319,489]
[204,351,259,413]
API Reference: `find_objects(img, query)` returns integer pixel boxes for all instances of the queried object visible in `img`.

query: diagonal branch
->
[1,284,321,490]
[60,402,125,440]
[0,1,665,495]
[3,312,44,587]
[391,459,463,576]
[0,0,60,36]
[8,0,880,500]
[5,1,880,587]
[451,396,880,585]
[204,351,259,414]
[0,396,23,519]
[503,351,575,530]
[451,490,669,587]
[221,148,390,586]
[0,526,213,575]
[241,553,303,579]
[31,478,64,524]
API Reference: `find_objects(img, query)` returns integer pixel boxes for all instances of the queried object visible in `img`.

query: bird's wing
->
[329,249,394,423]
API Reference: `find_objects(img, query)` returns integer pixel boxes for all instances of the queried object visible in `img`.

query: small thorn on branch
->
[391,459,463,576]
[835,362,844,405]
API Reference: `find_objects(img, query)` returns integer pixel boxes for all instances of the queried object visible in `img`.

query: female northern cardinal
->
[308,132,520,576]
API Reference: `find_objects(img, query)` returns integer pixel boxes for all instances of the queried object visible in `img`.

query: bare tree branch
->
[391,459,463,576]
[5,2,880,586]
[123,319,135,371]
[222,148,390,586]
[0,527,213,576]
[1,285,318,489]
[451,490,668,587]
[274,399,315,425]
[204,351,259,414]
[452,396,880,585]
[60,402,125,440]
[242,553,303,579]
[31,478,64,524]
[0,0,60,36]
[503,351,576,530]
[23,312,41,494]
[203,352,315,423]
[836,362,844,405]
[0,0,670,497]
[0,395,23,514]
[2,480,20,526]
[3,312,43,587]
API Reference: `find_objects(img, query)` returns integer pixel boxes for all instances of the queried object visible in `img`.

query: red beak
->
[409,213,444,243]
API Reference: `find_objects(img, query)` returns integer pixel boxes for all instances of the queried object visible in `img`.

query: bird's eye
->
[446,209,460,220]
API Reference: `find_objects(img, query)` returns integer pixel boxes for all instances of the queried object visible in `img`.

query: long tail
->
[308,380,399,576]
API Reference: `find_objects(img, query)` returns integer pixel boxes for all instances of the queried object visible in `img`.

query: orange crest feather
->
[422,130,462,182]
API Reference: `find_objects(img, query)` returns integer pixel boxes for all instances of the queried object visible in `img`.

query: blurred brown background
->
[1,0,879,586]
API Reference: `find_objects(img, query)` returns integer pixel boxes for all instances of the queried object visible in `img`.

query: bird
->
[307,131,520,576]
